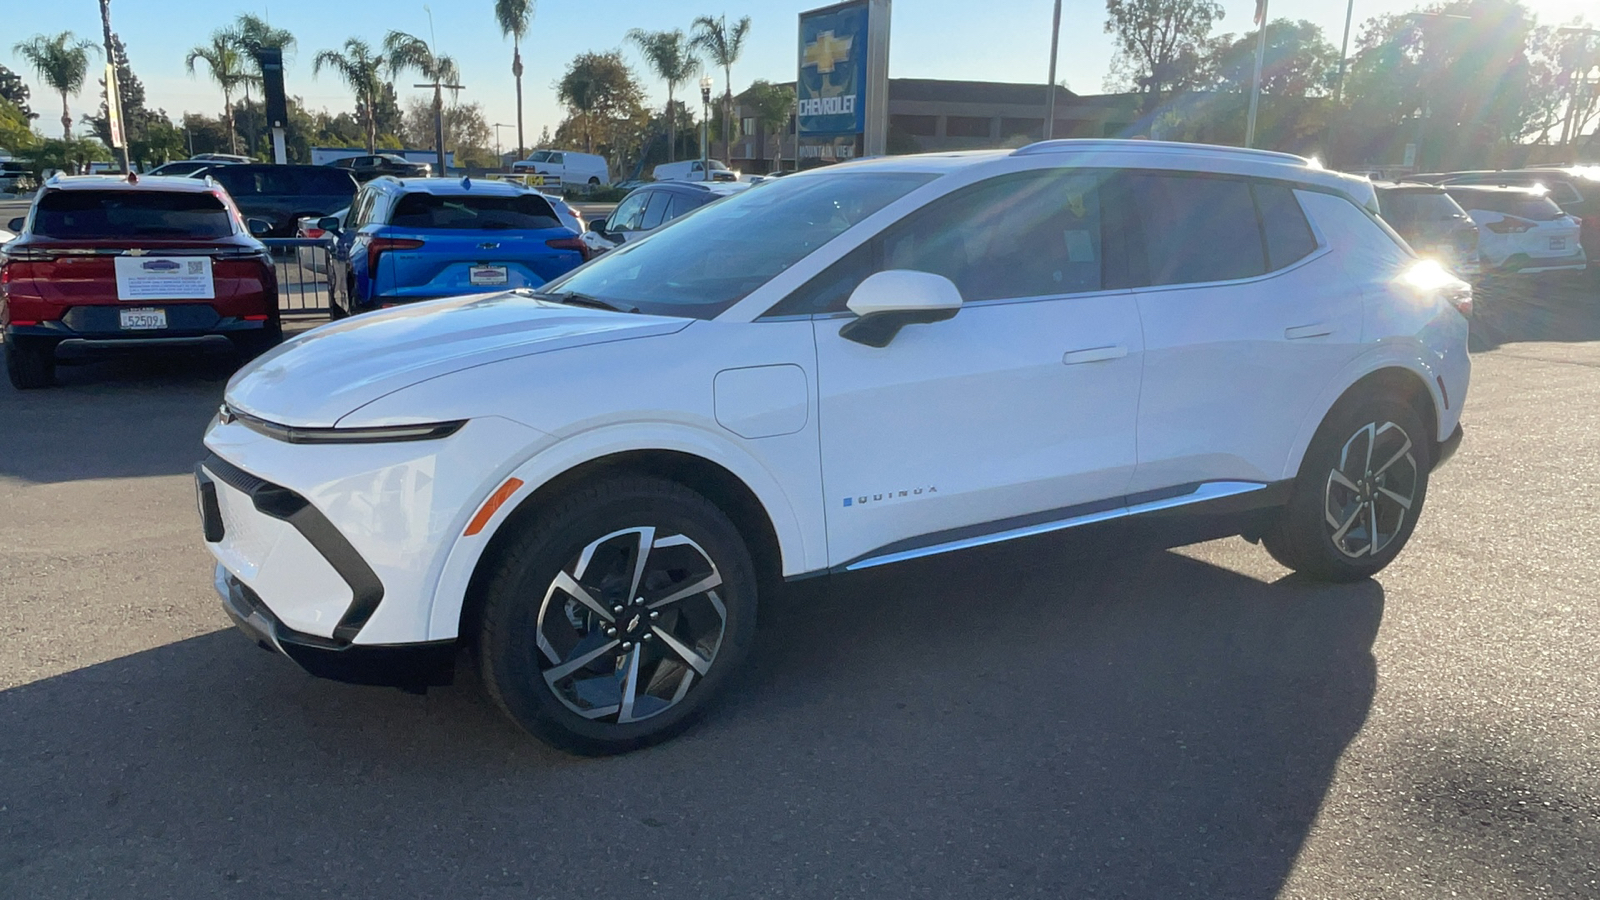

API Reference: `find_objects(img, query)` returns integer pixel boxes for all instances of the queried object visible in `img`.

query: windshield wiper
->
[531,290,640,314]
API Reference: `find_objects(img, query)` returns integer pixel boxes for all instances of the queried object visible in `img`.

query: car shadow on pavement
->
[0,345,230,484]
[1469,273,1600,352]
[0,531,1382,899]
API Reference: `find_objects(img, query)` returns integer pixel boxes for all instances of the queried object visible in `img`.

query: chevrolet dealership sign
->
[797,0,890,159]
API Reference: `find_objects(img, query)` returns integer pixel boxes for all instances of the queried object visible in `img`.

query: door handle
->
[1062,345,1128,365]
[1284,323,1333,340]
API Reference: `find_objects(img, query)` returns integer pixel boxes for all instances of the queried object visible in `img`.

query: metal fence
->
[261,237,335,316]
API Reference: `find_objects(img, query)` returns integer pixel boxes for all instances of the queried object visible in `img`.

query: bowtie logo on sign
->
[804,31,852,75]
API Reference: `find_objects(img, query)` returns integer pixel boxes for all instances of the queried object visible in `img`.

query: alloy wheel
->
[1323,421,1419,559]
[535,527,727,724]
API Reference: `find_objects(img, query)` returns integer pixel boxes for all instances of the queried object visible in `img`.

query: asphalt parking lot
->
[2,276,1598,898]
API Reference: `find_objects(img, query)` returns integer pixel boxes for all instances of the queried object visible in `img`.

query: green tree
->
[0,97,35,153]
[0,65,35,121]
[1103,0,1225,104]
[384,31,460,163]
[556,50,644,154]
[1205,19,1339,96]
[21,136,111,174]
[691,14,751,163]
[313,38,387,152]
[494,0,535,158]
[743,79,794,172]
[12,31,97,141]
[628,28,701,163]
[232,14,297,154]
[186,29,253,154]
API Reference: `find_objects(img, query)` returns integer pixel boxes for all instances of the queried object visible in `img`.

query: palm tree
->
[628,29,700,163]
[383,31,460,169]
[12,32,96,141]
[232,15,296,154]
[186,29,252,154]
[313,38,386,153]
[493,0,535,159]
[744,80,795,174]
[690,14,751,164]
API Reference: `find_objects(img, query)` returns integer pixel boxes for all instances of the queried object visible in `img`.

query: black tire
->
[587,176,601,185]
[232,320,284,363]
[5,335,57,390]
[327,285,347,320]
[477,475,758,755]
[1263,394,1432,582]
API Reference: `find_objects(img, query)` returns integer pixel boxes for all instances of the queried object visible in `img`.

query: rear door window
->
[1127,173,1266,286]
[32,190,235,239]
[388,192,562,230]
[1253,182,1319,271]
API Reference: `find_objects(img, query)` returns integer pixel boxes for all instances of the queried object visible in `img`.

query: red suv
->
[2,175,281,389]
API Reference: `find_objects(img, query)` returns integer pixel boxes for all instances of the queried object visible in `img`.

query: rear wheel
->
[232,320,284,363]
[1263,395,1431,582]
[477,475,758,755]
[5,335,57,389]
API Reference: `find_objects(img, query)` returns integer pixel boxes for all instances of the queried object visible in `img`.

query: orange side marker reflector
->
[465,477,524,536]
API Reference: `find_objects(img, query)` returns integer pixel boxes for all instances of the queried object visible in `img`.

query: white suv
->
[198,141,1471,755]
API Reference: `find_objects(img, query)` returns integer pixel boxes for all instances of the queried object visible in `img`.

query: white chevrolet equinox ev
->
[198,140,1471,754]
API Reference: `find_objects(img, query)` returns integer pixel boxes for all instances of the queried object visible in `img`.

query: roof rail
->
[1012,138,1308,166]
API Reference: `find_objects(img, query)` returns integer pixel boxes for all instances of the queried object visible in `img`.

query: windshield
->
[389,192,563,230]
[544,171,935,318]
[32,190,234,239]
[1449,190,1564,221]
[528,151,552,163]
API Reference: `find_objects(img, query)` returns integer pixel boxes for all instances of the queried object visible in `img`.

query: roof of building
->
[887,78,1077,106]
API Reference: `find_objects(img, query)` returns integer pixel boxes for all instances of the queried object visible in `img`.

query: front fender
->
[424,421,824,641]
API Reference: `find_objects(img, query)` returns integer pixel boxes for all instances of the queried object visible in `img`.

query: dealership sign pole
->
[797,0,891,165]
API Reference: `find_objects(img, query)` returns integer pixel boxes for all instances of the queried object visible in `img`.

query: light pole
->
[1044,0,1062,140]
[493,122,513,164]
[1336,0,1355,103]
[700,75,713,178]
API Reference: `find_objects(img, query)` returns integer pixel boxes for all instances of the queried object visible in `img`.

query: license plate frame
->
[119,307,168,330]
[469,265,509,286]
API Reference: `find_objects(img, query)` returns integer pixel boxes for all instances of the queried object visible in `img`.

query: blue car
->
[328,177,589,316]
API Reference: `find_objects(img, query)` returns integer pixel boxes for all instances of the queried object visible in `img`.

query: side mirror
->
[588,217,609,234]
[6,217,22,232]
[316,216,342,234]
[246,217,273,237]
[839,270,963,348]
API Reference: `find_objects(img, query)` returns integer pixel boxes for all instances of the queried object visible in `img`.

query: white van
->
[510,149,609,187]
[652,158,741,183]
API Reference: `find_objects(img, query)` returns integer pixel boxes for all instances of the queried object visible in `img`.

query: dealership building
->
[731,79,1144,173]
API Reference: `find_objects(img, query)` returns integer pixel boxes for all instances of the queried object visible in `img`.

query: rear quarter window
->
[32,190,235,239]
[388,192,562,230]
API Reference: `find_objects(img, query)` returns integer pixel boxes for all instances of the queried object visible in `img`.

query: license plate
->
[119,307,167,330]
[469,265,509,286]
[1551,237,1566,251]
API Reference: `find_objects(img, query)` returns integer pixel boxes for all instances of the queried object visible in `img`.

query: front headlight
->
[222,404,465,444]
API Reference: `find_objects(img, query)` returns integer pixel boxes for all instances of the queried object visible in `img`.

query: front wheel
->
[1263,395,1432,582]
[477,476,758,755]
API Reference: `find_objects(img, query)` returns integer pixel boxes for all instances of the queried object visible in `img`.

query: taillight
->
[546,236,591,262]
[1484,216,1535,234]
[364,236,424,274]
[1396,259,1472,318]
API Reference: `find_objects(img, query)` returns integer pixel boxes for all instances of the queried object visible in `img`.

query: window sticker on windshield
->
[1064,230,1095,263]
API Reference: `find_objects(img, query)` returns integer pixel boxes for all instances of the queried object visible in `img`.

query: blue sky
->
[5,0,1594,148]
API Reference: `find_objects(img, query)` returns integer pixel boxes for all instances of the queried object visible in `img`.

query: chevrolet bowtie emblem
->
[479,242,500,250]
[126,248,147,256]
[803,30,853,75]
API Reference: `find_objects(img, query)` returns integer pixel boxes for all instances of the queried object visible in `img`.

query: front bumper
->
[216,565,456,688]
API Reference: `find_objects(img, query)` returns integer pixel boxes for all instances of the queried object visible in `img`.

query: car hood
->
[225,292,691,427]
